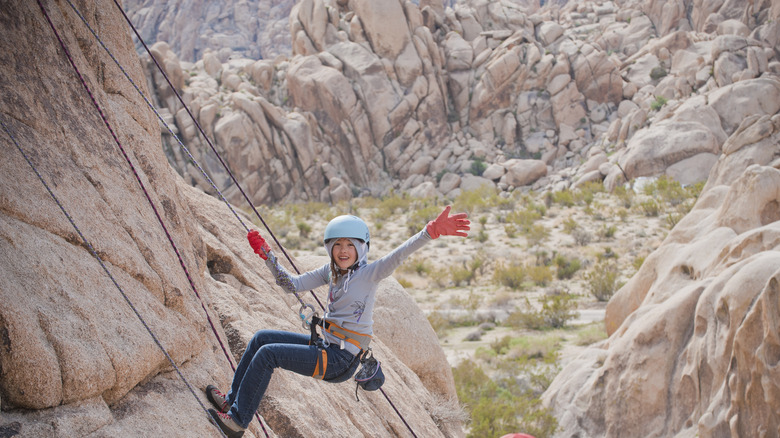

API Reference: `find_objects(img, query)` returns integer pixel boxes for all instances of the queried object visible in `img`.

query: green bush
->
[528,265,553,286]
[539,293,578,328]
[506,208,542,231]
[551,190,575,207]
[585,262,620,301]
[455,185,498,213]
[639,199,660,217]
[562,217,579,234]
[613,185,633,208]
[554,254,582,279]
[450,265,475,286]
[524,224,549,247]
[506,295,578,330]
[407,204,442,234]
[453,359,558,438]
[470,156,488,176]
[428,310,451,337]
[296,222,312,238]
[650,95,668,111]
[649,66,667,80]
[493,262,526,290]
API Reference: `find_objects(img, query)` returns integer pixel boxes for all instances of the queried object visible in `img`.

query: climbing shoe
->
[208,409,245,438]
[205,385,230,413]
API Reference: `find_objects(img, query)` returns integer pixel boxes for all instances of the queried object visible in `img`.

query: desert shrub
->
[402,256,432,275]
[427,310,450,337]
[408,204,442,234]
[562,217,579,234]
[527,265,553,286]
[506,295,577,330]
[506,208,541,231]
[551,189,575,207]
[649,66,667,80]
[375,193,411,218]
[650,95,668,111]
[455,185,498,213]
[453,290,482,311]
[397,277,413,288]
[450,265,476,286]
[429,267,449,288]
[423,393,468,430]
[504,223,518,238]
[524,224,549,247]
[633,255,646,272]
[613,185,633,208]
[639,199,660,216]
[554,254,582,279]
[470,156,488,176]
[468,251,489,277]
[453,359,558,438]
[476,229,489,242]
[575,322,608,346]
[599,224,617,240]
[539,293,578,328]
[296,222,312,238]
[493,262,526,290]
[572,227,592,246]
[585,262,619,301]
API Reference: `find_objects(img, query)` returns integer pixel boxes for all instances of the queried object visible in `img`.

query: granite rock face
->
[0,2,462,437]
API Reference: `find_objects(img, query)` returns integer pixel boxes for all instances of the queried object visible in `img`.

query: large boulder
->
[0,3,461,437]
[544,93,780,436]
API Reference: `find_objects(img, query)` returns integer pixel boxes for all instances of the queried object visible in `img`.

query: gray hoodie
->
[265,228,432,354]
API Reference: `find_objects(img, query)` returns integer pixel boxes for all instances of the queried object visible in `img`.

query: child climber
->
[206,206,469,437]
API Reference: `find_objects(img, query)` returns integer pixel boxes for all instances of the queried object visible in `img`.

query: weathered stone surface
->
[500,159,548,187]
[0,3,462,437]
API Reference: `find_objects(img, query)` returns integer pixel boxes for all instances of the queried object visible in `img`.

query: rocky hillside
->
[0,2,460,437]
[125,0,780,436]
[130,0,780,208]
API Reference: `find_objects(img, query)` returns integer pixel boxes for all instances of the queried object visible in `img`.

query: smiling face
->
[331,237,358,270]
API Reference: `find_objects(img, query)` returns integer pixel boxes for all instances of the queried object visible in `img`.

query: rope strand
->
[115,3,421,436]
[34,2,270,436]
[1,117,226,438]
[112,0,325,312]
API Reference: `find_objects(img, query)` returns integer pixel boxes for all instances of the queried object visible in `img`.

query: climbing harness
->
[43,0,421,435]
[1,118,225,438]
[33,2,263,435]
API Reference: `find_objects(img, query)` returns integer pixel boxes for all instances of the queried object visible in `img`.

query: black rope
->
[1,116,227,438]
[111,1,419,435]
[112,0,325,311]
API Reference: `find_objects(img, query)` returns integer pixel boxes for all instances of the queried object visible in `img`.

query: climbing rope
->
[34,1,271,436]
[111,0,327,313]
[0,118,226,438]
[112,3,421,436]
[61,0,420,435]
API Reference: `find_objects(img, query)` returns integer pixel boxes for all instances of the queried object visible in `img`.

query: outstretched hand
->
[247,230,271,260]
[426,205,470,239]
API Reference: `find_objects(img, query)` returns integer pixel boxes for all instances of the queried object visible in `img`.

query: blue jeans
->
[225,329,359,428]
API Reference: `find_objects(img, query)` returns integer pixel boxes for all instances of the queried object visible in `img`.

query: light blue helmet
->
[323,215,370,244]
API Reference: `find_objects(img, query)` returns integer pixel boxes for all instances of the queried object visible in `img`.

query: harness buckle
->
[299,303,317,330]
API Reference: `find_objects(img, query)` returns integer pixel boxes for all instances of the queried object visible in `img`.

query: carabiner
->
[299,303,317,330]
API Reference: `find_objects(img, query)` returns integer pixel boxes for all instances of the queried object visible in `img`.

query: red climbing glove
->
[247,230,271,260]
[426,206,470,239]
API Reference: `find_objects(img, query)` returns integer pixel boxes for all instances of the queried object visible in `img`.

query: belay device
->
[354,348,384,401]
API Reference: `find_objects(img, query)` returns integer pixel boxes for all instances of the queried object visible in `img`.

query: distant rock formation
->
[122,0,295,61]
[0,2,461,436]
[130,0,780,209]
